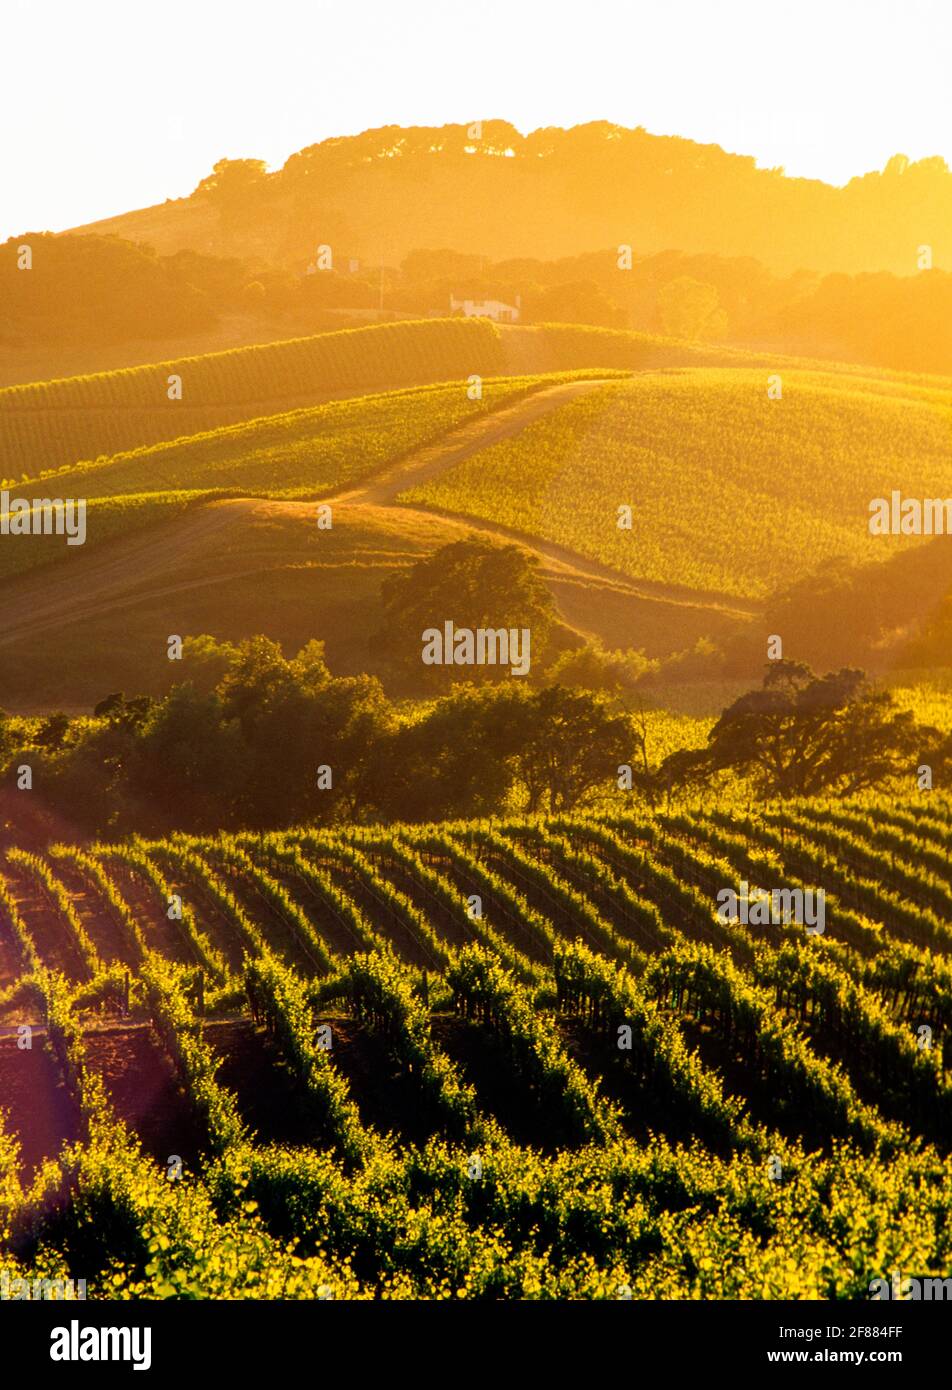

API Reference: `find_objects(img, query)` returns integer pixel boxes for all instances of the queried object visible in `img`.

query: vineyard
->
[0,374,582,583]
[2,794,952,1298]
[401,369,952,600]
[0,318,509,480]
[3,314,931,486]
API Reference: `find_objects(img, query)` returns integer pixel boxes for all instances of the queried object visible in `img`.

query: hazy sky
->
[3,0,950,241]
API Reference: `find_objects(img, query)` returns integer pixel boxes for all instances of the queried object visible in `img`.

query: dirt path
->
[0,499,259,648]
[84,1021,210,1167]
[326,375,757,616]
[0,859,91,981]
[329,376,760,614]
[376,502,758,617]
[332,378,615,505]
[0,377,759,651]
[0,1029,83,1179]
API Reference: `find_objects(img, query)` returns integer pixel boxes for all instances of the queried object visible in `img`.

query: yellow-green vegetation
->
[0,375,597,583]
[0,492,202,583]
[889,678,952,734]
[401,369,952,599]
[23,379,532,500]
[3,800,952,1297]
[630,705,714,766]
[0,318,506,413]
[10,313,939,486]
[0,317,508,478]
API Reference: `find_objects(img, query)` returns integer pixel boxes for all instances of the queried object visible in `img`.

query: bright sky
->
[3,0,950,241]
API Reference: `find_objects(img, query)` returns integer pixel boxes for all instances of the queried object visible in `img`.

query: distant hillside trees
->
[657,277,728,342]
[6,228,952,374]
[0,233,291,348]
[208,123,952,278]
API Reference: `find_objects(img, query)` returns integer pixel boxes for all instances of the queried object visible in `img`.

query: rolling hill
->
[4,338,952,708]
[7,314,930,483]
[0,318,506,480]
[400,368,952,601]
[64,122,952,276]
[0,497,752,712]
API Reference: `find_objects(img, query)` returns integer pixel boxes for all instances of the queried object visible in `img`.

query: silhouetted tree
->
[661,660,931,798]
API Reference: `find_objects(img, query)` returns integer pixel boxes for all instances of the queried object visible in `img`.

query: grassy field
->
[0,499,748,712]
[1,798,951,1298]
[400,368,952,600]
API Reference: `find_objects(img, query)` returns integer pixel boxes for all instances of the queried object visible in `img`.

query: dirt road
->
[0,376,759,655]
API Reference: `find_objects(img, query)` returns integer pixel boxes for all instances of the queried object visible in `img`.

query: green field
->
[0,374,597,583]
[400,369,952,599]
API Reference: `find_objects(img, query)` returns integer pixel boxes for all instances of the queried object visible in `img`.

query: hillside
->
[5,310,946,501]
[758,533,952,674]
[0,500,751,712]
[8,0,952,1330]
[401,368,952,601]
[5,347,952,706]
[0,373,643,592]
[66,122,952,276]
[0,361,758,711]
[0,374,552,584]
[1,798,951,1297]
[0,318,507,480]
[1,316,864,483]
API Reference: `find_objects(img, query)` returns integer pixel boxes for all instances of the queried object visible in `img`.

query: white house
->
[449,293,521,323]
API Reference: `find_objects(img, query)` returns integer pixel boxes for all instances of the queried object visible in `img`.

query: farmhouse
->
[449,293,521,323]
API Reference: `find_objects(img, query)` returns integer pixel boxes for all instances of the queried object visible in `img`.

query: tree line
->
[1,644,946,840]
